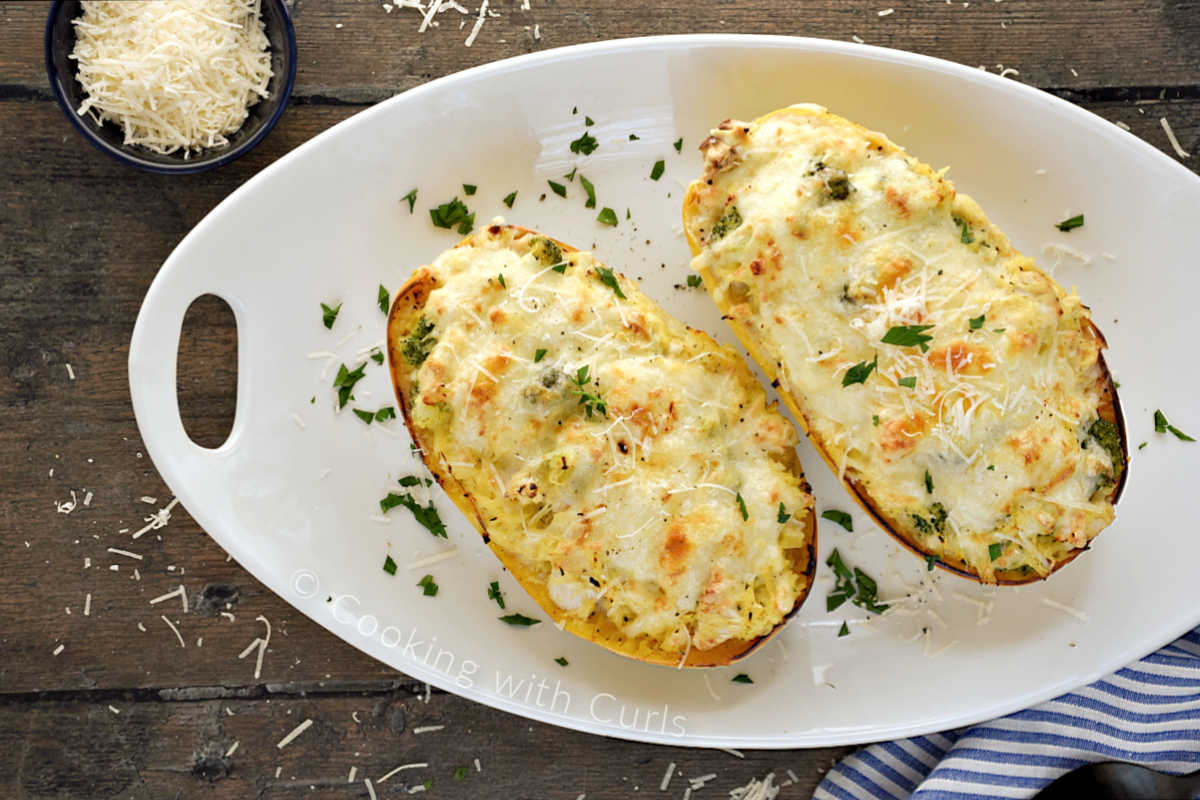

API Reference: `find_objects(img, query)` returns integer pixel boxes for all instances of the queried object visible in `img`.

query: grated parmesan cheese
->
[729,772,780,800]
[1041,597,1089,622]
[71,0,273,155]
[1161,116,1191,158]
[276,718,313,749]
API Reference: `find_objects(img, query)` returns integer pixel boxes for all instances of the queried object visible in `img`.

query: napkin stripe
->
[858,750,918,793]
[1093,679,1197,704]
[944,747,1088,768]
[880,741,936,775]
[814,626,1200,800]
[1056,692,1199,723]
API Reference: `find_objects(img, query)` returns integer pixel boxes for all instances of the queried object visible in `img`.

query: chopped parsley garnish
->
[378,284,389,314]
[579,174,596,208]
[497,273,506,288]
[554,656,568,667]
[924,470,933,494]
[987,464,996,470]
[711,206,742,240]
[594,265,626,299]
[686,274,703,288]
[629,133,640,141]
[1154,409,1194,441]
[584,115,595,126]
[503,190,517,208]
[568,365,607,418]
[370,350,384,364]
[731,673,753,684]
[563,166,577,182]
[838,621,850,637]
[673,137,683,152]
[898,376,917,389]
[988,542,1005,562]
[842,355,877,387]
[424,779,433,790]
[534,348,547,363]
[777,503,791,524]
[488,581,505,609]
[548,180,567,198]
[872,414,880,426]
[320,301,342,330]
[417,574,439,596]
[462,183,477,196]
[735,492,749,521]
[499,613,540,626]
[911,502,948,536]
[430,197,475,234]
[375,406,396,422]
[379,492,447,538]
[994,328,1006,333]
[822,509,853,531]
[826,548,888,614]
[968,314,986,330]
[881,324,934,352]
[925,554,938,571]
[552,263,568,274]
[650,159,665,181]
[956,216,974,244]
[401,188,418,213]
[569,131,599,155]
[353,408,375,424]
[596,207,619,226]
[333,362,368,409]
[1056,214,1084,232]
[454,766,469,780]
[398,475,424,487]
[382,555,397,575]
[401,317,437,367]
[1138,441,1148,450]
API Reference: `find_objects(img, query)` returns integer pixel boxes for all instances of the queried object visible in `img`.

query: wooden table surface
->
[1,1,1196,797]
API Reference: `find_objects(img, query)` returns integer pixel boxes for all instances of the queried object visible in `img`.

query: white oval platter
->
[129,35,1200,748]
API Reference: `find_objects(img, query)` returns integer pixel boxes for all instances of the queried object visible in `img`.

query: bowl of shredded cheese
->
[45,0,296,173]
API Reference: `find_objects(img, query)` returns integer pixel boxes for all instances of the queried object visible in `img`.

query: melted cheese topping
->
[402,227,813,653]
[684,105,1121,583]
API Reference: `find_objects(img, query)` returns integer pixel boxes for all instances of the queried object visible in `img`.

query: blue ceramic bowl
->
[45,0,297,174]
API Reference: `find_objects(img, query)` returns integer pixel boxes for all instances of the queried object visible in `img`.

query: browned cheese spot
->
[927,342,994,375]
[879,412,930,461]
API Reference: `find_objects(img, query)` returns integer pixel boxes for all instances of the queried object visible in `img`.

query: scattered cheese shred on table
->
[1161,116,1191,158]
[276,718,313,749]
[70,0,273,155]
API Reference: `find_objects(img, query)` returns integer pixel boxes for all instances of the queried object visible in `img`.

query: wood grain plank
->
[3,0,1198,95]
[0,693,851,798]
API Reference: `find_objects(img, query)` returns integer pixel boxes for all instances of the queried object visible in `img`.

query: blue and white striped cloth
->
[815,627,1200,799]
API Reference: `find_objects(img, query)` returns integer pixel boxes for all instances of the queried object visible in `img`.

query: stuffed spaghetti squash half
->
[682,105,1127,584]
[386,224,816,666]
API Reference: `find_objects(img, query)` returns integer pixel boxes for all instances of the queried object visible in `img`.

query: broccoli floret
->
[911,502,948,535]
[529,236,563,267]
[711,206,742,241]
[824,171,852,200]
[402,316,437,367]
[1089,418,1125,486]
